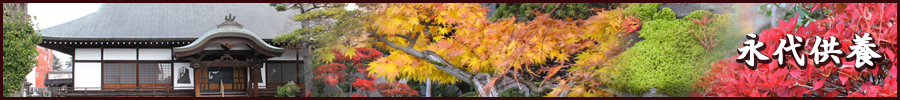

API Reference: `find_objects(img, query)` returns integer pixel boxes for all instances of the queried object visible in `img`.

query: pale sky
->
[27,3,102,29]
[26,3,90,65]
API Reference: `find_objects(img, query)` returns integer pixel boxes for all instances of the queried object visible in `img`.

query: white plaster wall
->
[49,73,72,79]
[257,63,267,89]
[268,50,298,61]
[230,43,251,50]
[103,48,136,60]
[25,68,36,87]
[203,43,224,50]
[73,62,102,90]
[74,48,101,60]
[172,62,193,90]
[202,43,252,51]
[138,48,172,60]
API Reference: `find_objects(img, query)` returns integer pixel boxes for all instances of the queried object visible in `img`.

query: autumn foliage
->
[314,47,388,96]
[695,3,896,97]
[316,63,347,85]
[352,78,376,92]
[376,82,421,97]
[362,3,641,97]
[316,47,384,83]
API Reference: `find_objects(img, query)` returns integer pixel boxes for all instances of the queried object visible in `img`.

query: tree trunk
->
[303,43,315,96]
[301,19,317,96]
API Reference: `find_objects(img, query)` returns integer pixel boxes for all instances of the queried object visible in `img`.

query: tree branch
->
[298,3,343,13]
[393,34,411,40]
[549,3,563,18]
[770,3,795,14]
[408,32,421,48]
[371,30,558,96]
[372,33,419,56]
[506,72,553,94]
[370,32,473,84]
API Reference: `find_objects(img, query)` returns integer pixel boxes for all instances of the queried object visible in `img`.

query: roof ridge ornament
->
[217,14,243,28]
[226,14,235,21]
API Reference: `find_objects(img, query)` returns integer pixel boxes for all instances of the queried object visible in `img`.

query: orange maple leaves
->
[365,4,640,96]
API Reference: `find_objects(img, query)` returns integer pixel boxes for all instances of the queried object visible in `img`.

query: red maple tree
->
[694,3,896,97]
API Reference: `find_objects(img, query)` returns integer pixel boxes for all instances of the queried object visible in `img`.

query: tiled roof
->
[40,3,303,41]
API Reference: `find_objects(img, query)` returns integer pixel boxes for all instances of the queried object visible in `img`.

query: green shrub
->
[431,83,461,97]
[684,10,744,60]
[653,7,676,20]
[316,93,342,97]
[3,6,42,97]
[622,3,663,21]
[277,81,300,97]
[460,92,479,97]
[489,3,619,22]
[683,10,715,21]
[340,83,353,92]
[313,79,326,95]
[405,80,463,97]
[498,87,526,97]
[610,10,738,97]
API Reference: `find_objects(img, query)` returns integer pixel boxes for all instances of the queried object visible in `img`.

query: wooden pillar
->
[245,67,251,97]
[247,67,253,97]
[252,68,259,97]
[193,68,201,97]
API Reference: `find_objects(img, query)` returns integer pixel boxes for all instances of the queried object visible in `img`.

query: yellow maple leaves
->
[367,51,460,84]
[363,4,637,96]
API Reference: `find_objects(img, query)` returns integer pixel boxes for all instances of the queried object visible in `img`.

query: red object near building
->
[34,46,54,88]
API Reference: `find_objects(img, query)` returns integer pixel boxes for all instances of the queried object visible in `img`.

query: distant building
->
[39,3,307,97]
[45,66,73,86]
[26,46,55,88]
[47,67,73,80]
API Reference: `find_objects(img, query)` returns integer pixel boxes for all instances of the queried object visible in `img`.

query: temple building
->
[38,3,307,97]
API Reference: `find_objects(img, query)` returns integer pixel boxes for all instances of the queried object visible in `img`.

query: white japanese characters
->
[736,34,771,70]
[846,33,883,71]
[736,33,884,72]
[772,34,806,68]
[809,36,843,68]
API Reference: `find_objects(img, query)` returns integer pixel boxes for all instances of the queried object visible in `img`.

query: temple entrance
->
[198,67,246,92]
[172,15,287,97]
